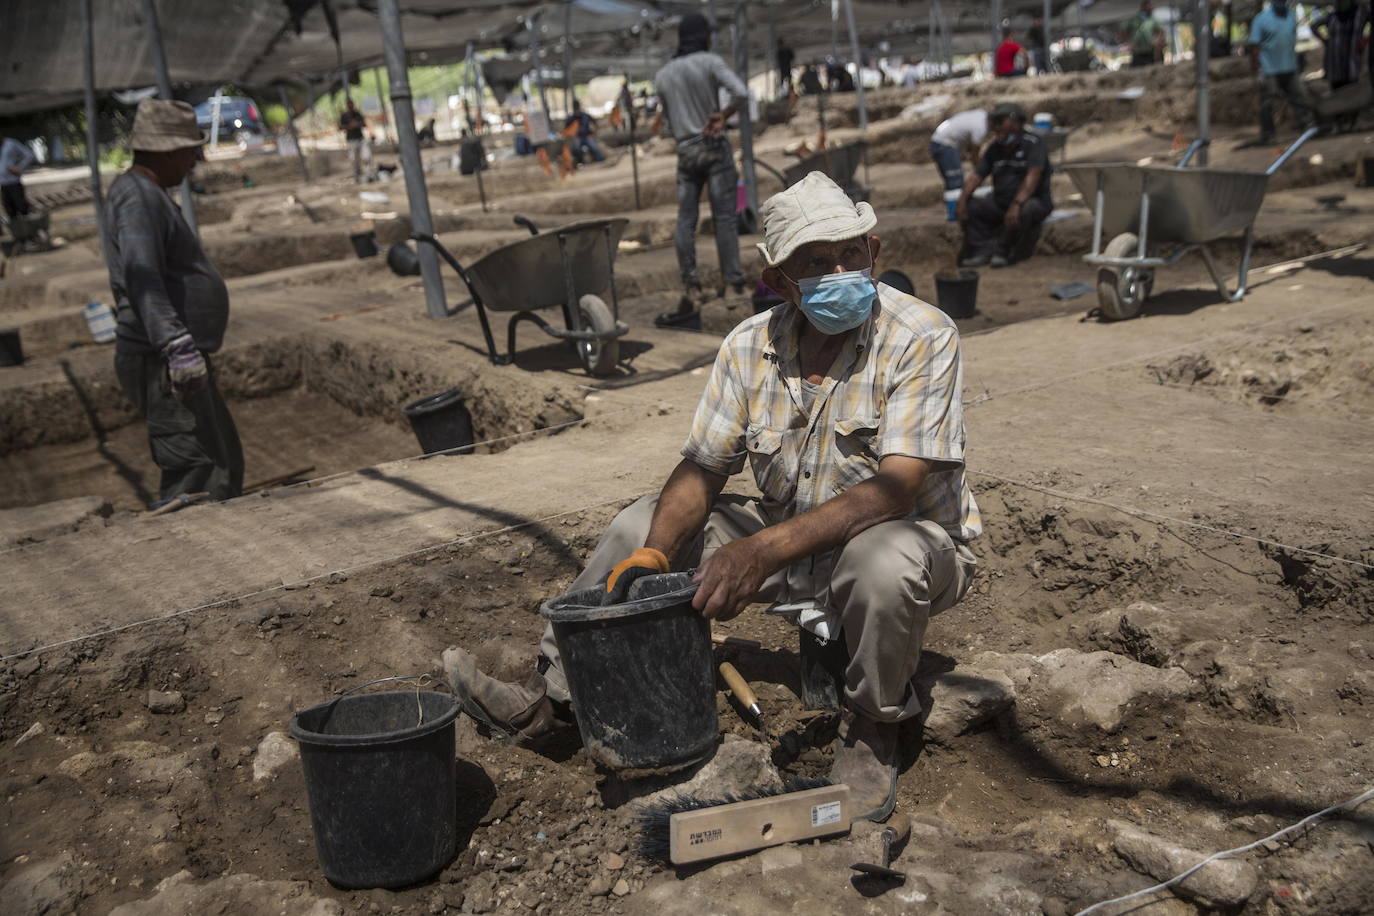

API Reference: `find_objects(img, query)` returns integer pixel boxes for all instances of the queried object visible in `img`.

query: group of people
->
[994,15,1051,77]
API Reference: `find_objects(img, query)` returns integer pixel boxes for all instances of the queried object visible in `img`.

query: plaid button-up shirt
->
[682,283,982,611]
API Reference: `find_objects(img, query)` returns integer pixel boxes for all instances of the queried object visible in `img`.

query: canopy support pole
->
[372,69,392,143]
[990,0,1002,68]
[1043,0,1053,71]
[563,0,574,114]
[734,0,758,223]
[841,0,869,189]
[529,15,552,127]
[377,0,448,319]
[278,87,311,184]
[141,0,198,235]
[1193,0,1211,165]
[623,76,641,211]
[81,0,106,255]
[768,17,777,100]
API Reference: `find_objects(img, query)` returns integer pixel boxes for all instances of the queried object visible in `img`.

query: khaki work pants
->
[539,494,978,723]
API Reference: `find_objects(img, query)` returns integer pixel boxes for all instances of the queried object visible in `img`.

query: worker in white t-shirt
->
[929,109,989,221]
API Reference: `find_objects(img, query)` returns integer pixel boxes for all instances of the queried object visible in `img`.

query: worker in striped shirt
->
[446,172,981,823]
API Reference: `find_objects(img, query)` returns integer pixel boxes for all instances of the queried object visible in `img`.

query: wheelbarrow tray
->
[783,141,867,189]
[1063,163,1269,245]
[464,217,629,312]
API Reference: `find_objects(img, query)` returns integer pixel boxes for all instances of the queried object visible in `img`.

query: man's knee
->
[832,520,942,602]
[603,494,658,546]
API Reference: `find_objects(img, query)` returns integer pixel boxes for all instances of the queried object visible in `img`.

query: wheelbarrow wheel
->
[575,294,619,377]
[1096,232,1154,321]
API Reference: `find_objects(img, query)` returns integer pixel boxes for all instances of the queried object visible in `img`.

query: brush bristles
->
[634,777,833,862]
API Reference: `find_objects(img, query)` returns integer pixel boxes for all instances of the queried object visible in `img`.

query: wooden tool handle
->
[881,814,912,865]
[711,633,763,650]
[718,662,759,710]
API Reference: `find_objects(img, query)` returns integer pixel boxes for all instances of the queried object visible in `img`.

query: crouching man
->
[445,172,981,823]
[956,102,1053,269]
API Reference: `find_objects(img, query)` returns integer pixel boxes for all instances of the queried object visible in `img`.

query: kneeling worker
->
[105,100,243,505]
[445,172,981,823]
[956,102,1052,268]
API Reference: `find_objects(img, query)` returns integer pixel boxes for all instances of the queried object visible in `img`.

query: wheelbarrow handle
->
[1266,126,1321,176]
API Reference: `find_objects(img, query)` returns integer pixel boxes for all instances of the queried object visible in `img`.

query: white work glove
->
[162,334,208,399]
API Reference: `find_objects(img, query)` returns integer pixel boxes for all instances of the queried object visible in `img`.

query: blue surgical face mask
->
[787,268,878,335]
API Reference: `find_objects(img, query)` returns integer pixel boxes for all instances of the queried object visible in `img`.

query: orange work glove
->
[605,547,670,603]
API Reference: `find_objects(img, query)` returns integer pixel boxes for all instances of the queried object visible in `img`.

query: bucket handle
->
[325,674,456,729]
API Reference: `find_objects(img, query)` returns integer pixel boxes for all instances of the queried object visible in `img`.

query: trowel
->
[850,815,911,881]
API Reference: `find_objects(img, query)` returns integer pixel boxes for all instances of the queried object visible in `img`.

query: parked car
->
[194,96,266,146]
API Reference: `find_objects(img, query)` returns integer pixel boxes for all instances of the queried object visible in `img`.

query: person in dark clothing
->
[1313,0,1369,89]
[1028,15,1049,73]
[104,100,243,506]
[777,40,796,92]
[338,100,370,181]
[955,103,1052,268]
[799,64,824,95]
[564,99,606,164]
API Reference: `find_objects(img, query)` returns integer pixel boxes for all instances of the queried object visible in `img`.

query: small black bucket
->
[934,269,979,319]
[387,241,421,277]
[289,676,463,889]
[403,389,475,455]
[541,572,717,772]
[0,328,22,367]
[349,230,379,258]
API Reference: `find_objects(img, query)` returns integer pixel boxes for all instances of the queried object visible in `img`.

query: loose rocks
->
[146,689,186,714]
[251,731,298,781]
[1109,819,1259,907]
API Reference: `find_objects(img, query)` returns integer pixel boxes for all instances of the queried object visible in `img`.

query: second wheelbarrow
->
[412,216,630,376]
[1063,127,1318,320]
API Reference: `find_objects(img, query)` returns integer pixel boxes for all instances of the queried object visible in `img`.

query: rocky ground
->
[2,57,1373,916]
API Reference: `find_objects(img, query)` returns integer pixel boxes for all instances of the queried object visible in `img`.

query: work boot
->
[990,254,1009,268]
[829,709,899,823]
[959,252,991,268]
[441,647,566,745]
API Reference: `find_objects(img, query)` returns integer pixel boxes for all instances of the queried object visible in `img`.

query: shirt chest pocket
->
[745,424,796,505]
[832,415,880,493]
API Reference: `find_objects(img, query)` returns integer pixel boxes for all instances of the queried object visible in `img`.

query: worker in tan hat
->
[443,172,981,824]
[103,99,243,506]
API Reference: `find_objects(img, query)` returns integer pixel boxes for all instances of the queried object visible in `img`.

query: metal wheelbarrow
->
[1063,127,1318,320]
[755,141,870,203]
[413,216,629,376]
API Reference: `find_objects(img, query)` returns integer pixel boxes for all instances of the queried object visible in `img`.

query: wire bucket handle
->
[319,674,457,730]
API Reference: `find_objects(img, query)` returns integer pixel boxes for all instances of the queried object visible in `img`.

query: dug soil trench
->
[1,476,1370,915]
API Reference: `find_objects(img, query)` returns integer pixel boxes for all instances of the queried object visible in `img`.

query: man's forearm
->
[1013,166,1042,206]
[958,171,982,204]
[643,460,728,565]
[751,467,929,574]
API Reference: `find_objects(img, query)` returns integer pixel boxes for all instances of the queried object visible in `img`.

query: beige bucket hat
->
[756,171,877,268]
[128,99,208,152]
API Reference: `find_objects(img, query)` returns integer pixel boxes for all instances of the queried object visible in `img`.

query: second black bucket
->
[541,572,717,772]
[289,678,463,889]
[403,389,475,455]
[349,230,379,258]
[0,328,23,367]
[933,269,979,319]
[387,241,421,277]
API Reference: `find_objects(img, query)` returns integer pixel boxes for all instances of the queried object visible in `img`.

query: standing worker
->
[1122,0,1165,67]
[956,103,1052,269]
[0,130,36,229]
[1248,0,1316,143]
[653,12,751,328]
[444,172,981,824]
[104,100,243,506]
[929,108,990,222]
[1312,0,1369,91]
[777,39,796,94]
[338,100,370,183]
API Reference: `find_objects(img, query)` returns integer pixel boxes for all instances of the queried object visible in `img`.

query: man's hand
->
[163,334,208,399]
[702,112,727,136]
[1004,201,1022,228]
[6,165,21,176]
[955,198,970,222]
[692,537,773,621]
[604,547,671,603]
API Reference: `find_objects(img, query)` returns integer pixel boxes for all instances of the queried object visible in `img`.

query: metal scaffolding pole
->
[1193,0,1211,165]
[377,0,448,319]
[140,0,198,235]
[830,0,839,62]
[81,0,106,254]
[990,0,1002,64]
[841,0,868,133]
[1043,0,1053,70]
[277,87,311,184]
[734,0,759,223]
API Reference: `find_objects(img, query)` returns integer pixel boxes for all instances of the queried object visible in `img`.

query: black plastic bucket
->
[0,328,22,367]
[933,269,979,319]
[403,389,475,455]
[541,572,717,772]
[387,241,421,277]
[349,230,379,258]
[877,269,916,298]
[289,677,463,889]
